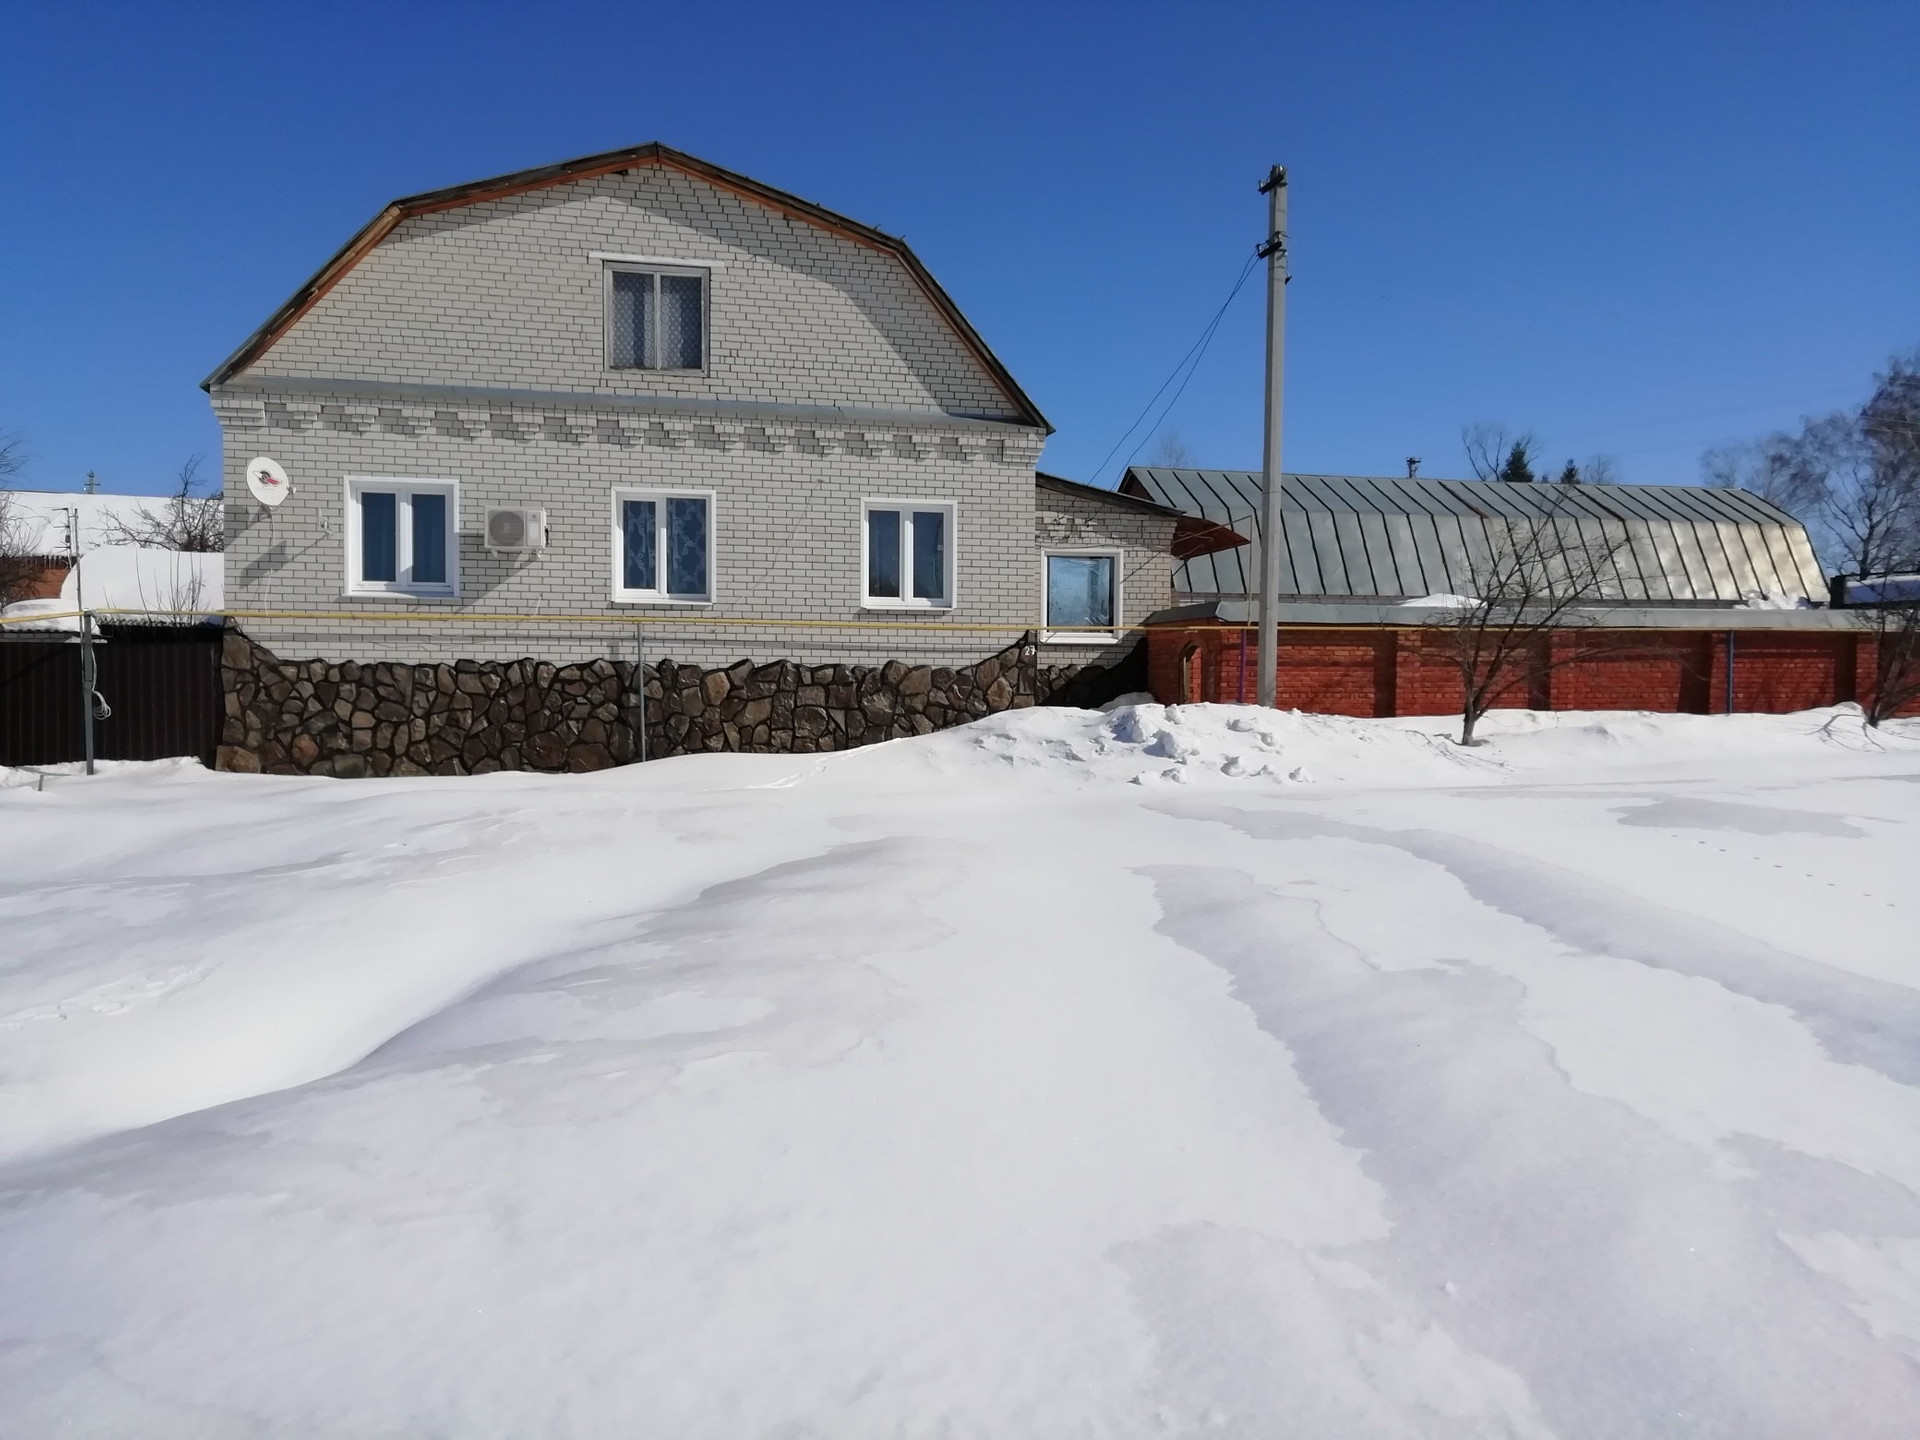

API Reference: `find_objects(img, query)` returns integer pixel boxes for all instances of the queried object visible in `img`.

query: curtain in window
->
[911,510,946,601]
[867,509,901,599]
[411,493,447,585]
[1047,555,1115,628]
[666,497,708,595]
[360,491,397,583]
[659,275,703,369]
[610,270,655,368]
[622,499,657,590]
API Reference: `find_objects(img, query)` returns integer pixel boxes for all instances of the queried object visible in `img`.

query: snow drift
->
[2,704,1918,1436]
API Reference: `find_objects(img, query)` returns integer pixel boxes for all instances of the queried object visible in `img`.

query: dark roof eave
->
[201,142,1052,433]
[1034,471,1182,516]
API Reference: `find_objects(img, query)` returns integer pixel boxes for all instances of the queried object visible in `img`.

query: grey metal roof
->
[1121,468,1828,604]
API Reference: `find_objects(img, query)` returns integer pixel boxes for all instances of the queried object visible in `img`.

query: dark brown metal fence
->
[0,625,223,767]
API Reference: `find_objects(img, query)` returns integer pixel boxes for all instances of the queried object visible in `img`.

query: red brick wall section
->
[1549,635,1713,714]
[1144,624,1907,717]
[2,560,69,602]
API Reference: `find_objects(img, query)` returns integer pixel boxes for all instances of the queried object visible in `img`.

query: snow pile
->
[1398,591,1480,608]
[0,547,223,629]
[64,546,223,621]
[946,701,1493,787]
[2,705,1919,1434]
[943,699,1917,789]
[1739,589,1817,609]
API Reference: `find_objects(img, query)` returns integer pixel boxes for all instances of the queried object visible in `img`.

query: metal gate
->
[0,625,223,768]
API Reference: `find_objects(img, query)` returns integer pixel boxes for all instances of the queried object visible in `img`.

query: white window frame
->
[602,261,710,374]
[344,476,460,599]
[861,498,957,611]
[1040,547,1123,644]
[611,486,717,605]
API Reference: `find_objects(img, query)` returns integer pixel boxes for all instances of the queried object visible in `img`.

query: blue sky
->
[1,1,1914,496]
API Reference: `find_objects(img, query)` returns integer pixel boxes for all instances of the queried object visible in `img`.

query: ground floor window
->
[864,500,953,608]
[1042,550,1120,642]
[613,488,713,602]
[346,478,458,597]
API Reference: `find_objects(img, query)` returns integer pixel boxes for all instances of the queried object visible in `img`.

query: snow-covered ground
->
[3,704,1919,1436]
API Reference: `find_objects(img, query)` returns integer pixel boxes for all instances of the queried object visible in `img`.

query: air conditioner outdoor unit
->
[485,507,548,552]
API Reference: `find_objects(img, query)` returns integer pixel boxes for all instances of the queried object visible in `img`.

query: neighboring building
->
[206,144,1202,773]
[1120,467,1906,717]
[1121,468,1827,605]
[0,490,170,603]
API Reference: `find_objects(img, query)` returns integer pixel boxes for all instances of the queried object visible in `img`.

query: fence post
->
[79,611,97,776]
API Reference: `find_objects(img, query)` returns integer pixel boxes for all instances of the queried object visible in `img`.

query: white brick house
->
[206,144,1195,772]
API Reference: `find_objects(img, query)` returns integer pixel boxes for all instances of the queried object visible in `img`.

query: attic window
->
[606,265,706,371]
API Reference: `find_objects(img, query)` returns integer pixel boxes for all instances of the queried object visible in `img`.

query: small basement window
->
[346,478,459,597]
[1042,550,1120,643]
[863,501,954,609]
[613,487,714,603]
[606,265,706,371]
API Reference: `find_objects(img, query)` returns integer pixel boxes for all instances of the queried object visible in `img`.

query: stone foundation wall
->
[216,629,1142,777]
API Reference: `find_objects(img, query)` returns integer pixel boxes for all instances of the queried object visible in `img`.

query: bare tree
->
[1464,424,1538,483]
[1423,491,1632,745]
[1147,431,1197,468]
[0,436,45,605]
[128,553,215,626]
[1853,597,1920,727]
[1706,351,1920,726]
[99,455,225,552]
[0,494,44,606]
[1707,351,1920,579]
[1569,453,1619,486]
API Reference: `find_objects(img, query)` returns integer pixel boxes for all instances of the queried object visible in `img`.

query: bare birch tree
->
[1422,491,1633,745]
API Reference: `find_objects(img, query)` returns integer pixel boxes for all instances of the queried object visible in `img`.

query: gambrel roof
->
[1122,468,1828,604]
[201,143,1050,431]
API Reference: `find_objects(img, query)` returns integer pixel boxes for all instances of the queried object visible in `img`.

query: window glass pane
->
[610,270,655,368]
[867,509,901,599]
[659,274,703,369]
[911,510,946,601]
[622,499,657,590]
[666,496,709,596]
[360,491,397,583]
[1047,555,1115,628]
[410,492,447,585]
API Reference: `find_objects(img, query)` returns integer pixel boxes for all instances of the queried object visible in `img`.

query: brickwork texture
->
[1150,623,1920,719]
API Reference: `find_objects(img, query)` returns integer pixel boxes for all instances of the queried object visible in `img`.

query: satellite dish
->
[246,456,291,508]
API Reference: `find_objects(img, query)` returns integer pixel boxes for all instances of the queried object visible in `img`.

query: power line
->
[1090,252,1260,486]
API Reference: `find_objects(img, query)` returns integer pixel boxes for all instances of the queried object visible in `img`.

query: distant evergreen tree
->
[1558,460,1582,485]
[1497,440,1538,484]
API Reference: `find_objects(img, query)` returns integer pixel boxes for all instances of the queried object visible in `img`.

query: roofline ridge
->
[199,143,1050,432]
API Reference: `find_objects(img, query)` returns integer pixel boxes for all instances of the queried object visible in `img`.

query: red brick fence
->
[1146,623,1914,718]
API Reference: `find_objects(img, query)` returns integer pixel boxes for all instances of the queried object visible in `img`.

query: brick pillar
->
[1374,631,1399,717]
[1837,634,1860,705]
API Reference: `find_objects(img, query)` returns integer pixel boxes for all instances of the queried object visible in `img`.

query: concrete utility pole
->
[1256,165,1289,709]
